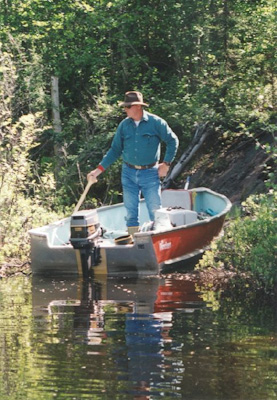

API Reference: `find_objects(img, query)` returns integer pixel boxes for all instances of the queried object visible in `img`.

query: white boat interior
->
[32,188,229,249]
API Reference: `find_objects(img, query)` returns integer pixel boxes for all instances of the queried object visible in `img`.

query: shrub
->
[197,191,277,295]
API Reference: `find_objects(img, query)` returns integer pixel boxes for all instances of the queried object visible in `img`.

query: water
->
[0,275,276,400]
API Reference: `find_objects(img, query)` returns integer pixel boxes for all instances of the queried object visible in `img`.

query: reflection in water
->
[0,275,276,400]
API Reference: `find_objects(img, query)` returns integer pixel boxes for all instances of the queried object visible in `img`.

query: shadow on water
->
[161,252,204,274]
[0,271,276,400]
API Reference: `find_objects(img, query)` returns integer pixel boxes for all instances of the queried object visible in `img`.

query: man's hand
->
[87,168,102,183]
[158,162,170,178]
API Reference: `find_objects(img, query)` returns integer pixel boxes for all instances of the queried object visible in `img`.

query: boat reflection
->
[32,275,204,345]
[31,276,206,398]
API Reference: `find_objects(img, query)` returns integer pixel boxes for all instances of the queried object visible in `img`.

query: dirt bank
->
[177,130,273,205]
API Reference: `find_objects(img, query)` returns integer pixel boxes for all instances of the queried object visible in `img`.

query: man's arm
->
[157,118,179,176]
[87,122,124,181]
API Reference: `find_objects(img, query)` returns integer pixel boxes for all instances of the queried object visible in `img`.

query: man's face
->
[124,105,142,120]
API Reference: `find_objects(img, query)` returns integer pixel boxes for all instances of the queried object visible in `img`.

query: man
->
[87,91,179,235]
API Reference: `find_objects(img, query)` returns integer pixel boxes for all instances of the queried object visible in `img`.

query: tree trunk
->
[51,76,64,181]
[51,76,62,134]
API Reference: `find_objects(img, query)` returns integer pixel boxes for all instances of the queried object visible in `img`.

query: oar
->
[73,176,97,213]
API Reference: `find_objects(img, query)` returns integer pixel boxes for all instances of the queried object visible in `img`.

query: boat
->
[28,187,232,277]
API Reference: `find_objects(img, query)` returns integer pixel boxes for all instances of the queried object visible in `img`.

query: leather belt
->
[125,161,157,170]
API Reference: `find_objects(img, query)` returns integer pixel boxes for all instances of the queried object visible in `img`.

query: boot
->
[127,226,140,236]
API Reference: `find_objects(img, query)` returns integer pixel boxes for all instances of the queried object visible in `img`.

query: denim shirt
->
[100,111,179,170]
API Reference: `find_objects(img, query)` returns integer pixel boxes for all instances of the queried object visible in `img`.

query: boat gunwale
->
[28,187,232,239]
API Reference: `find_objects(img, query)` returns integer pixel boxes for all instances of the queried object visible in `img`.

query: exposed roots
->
[164,266,238,291]
[0,259,31,278]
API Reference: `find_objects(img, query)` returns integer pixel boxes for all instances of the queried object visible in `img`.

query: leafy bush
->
[0,196,64,264]
[197,191,277,295]
[0,111,66,264]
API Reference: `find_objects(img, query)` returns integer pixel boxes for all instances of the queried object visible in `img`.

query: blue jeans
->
[121,163,161,227]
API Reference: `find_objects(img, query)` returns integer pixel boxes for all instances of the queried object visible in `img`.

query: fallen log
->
[162,123,211,189]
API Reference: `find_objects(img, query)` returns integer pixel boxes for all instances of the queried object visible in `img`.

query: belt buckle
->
[135,165,142,169]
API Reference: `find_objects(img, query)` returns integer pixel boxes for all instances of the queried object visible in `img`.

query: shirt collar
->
[142,110,149,121]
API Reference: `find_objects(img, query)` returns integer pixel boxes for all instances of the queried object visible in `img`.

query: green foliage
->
[0,195,63,264]
[55,86,123,204]
[197,191,277,294]
[0,109,65,261]
[0,0,276,272]
[0,47,65,264]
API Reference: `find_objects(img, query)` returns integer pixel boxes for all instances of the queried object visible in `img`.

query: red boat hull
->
[152,215,225,264]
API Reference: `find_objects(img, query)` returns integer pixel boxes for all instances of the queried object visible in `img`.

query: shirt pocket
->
[142,132,159,146]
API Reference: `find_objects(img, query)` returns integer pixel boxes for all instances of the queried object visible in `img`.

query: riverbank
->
[0,259,31,278]
[1,257,239,296]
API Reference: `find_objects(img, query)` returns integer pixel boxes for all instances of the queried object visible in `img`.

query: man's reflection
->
[34,275,202,399]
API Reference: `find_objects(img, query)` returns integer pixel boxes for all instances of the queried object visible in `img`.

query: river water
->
[0,274,276,400]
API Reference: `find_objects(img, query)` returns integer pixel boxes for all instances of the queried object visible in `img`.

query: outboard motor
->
[70,210,101,277]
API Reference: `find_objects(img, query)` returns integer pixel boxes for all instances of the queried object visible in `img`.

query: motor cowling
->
[70,210,101,276]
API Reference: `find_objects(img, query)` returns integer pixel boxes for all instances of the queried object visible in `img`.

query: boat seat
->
[161,189,192,210]
[102,229,128,240]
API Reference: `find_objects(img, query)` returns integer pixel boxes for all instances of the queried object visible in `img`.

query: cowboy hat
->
[119,91,149,107]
